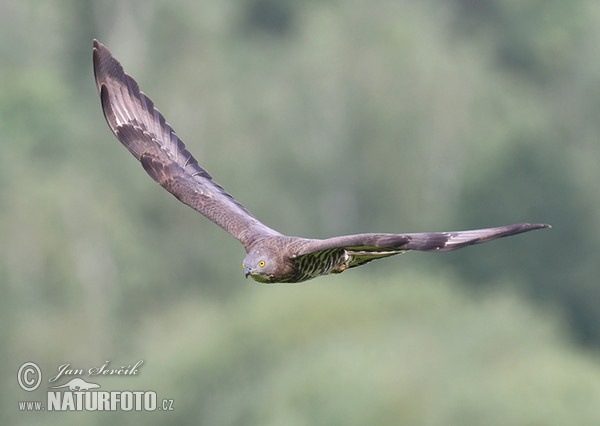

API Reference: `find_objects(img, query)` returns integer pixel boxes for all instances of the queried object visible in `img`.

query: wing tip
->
[92,39,133,94]
[92,39,113,91]
[520,223,552,231]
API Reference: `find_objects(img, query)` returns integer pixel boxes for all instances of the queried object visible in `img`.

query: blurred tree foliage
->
[2,0,600,424]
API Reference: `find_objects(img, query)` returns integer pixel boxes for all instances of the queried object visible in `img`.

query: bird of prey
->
[93,40,550,284]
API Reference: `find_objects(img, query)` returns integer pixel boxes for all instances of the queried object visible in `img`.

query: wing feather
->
[295,223,550,268]
[93,40,280,249]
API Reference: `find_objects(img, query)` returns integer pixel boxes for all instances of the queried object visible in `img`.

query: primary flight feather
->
[93,40,550,283]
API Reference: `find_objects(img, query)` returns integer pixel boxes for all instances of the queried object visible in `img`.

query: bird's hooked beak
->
[244,266,252,279]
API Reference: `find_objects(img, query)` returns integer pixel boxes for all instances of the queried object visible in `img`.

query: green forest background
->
[2,0,600,424]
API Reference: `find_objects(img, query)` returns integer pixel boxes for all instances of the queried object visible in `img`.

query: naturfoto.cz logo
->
[17,361,175,412]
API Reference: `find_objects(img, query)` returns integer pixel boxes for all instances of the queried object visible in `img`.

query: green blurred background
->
[2,0,600,424]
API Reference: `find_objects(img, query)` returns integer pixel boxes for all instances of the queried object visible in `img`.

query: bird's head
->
[242,251,276,283]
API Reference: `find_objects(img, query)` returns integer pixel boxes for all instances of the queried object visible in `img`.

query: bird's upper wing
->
[294,223,550,269]
[93,40,281,249]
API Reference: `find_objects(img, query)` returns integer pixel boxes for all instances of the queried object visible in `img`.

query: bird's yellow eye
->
[258,260,266,267]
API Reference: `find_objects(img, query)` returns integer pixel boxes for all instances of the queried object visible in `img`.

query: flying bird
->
[93,40,550,283]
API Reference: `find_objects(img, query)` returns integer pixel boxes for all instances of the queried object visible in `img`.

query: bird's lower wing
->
[295,223,550,268]
[93,40,280,248]
[401,223,551,251]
